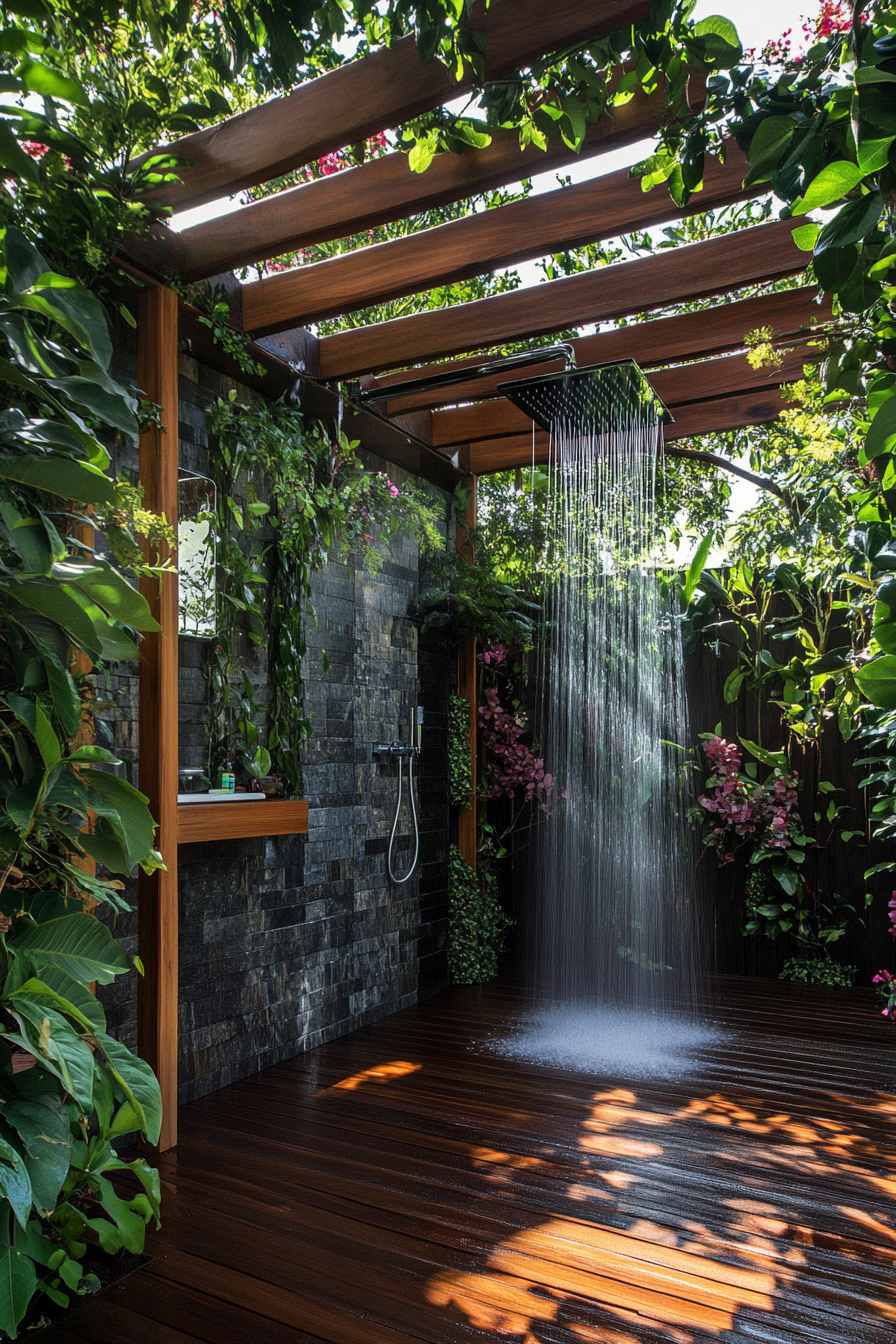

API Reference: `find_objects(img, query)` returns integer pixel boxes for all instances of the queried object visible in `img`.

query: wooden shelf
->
[177,799,309,845]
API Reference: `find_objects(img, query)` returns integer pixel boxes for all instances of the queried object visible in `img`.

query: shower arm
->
[665,447,799,510]
[353,344,578,405]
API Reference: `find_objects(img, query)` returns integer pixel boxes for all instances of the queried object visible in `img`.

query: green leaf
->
[813,243,859,292]
[723,667,747,703]
[746,115,794,174]
[0,456,116,508]
[80,769,155,873]
[815,194,883,252]
[11,913,130,986]
[2,1098,69,1216]
[0,1140,33,1231]
[0,1212,37,1337]
[856,654,896,709]
[795,161,865,213]
[55,557,159,631]
[93,1034,161,1146]
[16,58,88,107]
[4,1002,94,1108]
[739,738,788,769]
[865,395,896,461]
[791,222,819,251]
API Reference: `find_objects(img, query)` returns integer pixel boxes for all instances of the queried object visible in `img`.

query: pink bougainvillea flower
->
[21,141,49,159]
[387,479,400,498]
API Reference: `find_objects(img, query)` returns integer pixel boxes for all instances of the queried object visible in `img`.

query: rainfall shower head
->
[499,359,673,435]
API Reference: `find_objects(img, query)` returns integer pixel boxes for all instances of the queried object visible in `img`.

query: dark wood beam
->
[242,146,751,334]
[318,218,810,378]
[136,0,649,213]
[366,289,832,415]
[177,72,707,281]
[430,345,813,446]
[468,387,791,471]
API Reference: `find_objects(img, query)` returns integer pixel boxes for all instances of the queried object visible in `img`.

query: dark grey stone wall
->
[98,346,450,1105]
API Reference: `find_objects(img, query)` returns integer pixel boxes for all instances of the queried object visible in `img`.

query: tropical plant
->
[0,224,167,1334]
[447,694,473,810]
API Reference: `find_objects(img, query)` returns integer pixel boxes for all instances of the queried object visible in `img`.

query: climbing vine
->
[447,694,473,809]
[447,845,513,985]
[204,394,444,794]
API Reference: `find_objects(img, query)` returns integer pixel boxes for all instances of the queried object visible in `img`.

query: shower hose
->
[387,750,420,885]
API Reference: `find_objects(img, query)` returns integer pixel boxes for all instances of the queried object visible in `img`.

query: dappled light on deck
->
[35,976,896,1343]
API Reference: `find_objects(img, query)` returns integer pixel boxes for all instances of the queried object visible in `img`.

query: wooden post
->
[456,477,477,871]
[137,286,179,1152]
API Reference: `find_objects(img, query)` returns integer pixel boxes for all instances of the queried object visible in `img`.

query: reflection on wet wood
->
[39,976,896,1342]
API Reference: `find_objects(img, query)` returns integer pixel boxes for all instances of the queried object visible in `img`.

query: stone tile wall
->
[97,345,450,1104]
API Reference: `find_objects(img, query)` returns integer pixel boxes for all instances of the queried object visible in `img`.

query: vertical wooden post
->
[137,286,179,1152]
[456,476,477,871]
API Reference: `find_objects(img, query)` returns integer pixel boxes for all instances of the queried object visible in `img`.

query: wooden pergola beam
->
[318,217,809,378]
[242,147,752,335]
[365,289,831,415]
[430,345,813,446]
[467,387,791,472]
[136,287,180,1153]
[136,0,648,213]
[177,73,705,281]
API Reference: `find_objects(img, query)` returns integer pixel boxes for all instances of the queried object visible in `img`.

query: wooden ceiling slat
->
[317,217,809,377]
[241,147,752,334]
[368,289,831,414]
[136,0,648,213]
[468,387,789,471]
[177,76,703,281]
[430,345,813,446]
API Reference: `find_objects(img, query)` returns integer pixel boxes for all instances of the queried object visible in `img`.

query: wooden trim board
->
[177,800,310,845]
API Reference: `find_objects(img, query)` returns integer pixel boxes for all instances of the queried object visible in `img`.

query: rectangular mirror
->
[178,471,216,638]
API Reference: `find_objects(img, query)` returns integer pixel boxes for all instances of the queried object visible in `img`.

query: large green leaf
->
[0,455,116,508]
[0,579,105,656]
[80,769,155,873]
[11,968,105,1034]
[0,1137,33,1229]
[1,1098,70,1216]
[54,557,159,631]
[856,654,896,709]
[0,1210,37,1338]
[3,1001,94,1109]
[865,395,896,461]
[16,58,88,108]
[44,376,136,434]
[739,738,788,769]
[93,1034,162,1145]
[12,913,130,986]
[746,115,795,175]
[815,194,883,252]
[795,161,865,212]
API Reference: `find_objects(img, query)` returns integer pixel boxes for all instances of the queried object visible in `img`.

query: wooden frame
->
[241,147,752,334]
[317,218,810,376]
[136,0,648,212]
[175,73,707,280]
[137,287,180,1153]
[363,289,832,415]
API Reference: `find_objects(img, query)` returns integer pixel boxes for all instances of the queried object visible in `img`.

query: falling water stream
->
[493,364,716,1078]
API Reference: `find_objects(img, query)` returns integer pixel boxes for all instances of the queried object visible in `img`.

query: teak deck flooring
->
[37,975,896,1343]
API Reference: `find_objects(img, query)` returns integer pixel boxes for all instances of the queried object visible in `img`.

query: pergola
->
[124,0,835,1149]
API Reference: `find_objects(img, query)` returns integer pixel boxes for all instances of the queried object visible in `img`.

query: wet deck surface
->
[39,975,896,1343]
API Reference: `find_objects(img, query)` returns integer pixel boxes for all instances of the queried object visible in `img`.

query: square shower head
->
[498,359,673,435]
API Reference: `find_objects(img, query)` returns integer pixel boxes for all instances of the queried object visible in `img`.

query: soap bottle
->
[219,757,235,793]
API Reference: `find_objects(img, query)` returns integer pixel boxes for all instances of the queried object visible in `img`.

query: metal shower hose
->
[387,751,419,885]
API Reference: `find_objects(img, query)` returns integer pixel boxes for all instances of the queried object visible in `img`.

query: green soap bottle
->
[218,758,235,792]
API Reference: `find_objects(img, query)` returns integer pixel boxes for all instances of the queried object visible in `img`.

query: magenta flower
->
[387,479,400,498]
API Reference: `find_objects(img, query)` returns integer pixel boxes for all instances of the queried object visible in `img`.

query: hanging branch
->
[666,447,800,509]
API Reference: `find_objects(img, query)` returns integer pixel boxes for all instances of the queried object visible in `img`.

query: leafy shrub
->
[447,695,472,809]
[448,846,512,985]
[780,957,857,988]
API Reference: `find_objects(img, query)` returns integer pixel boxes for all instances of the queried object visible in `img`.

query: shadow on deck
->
[36,975,896,1343]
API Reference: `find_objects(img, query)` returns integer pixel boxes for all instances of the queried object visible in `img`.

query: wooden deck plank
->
[34,976,896,1343]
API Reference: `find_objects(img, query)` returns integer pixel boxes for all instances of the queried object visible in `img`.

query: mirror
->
[178,472,216,638]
